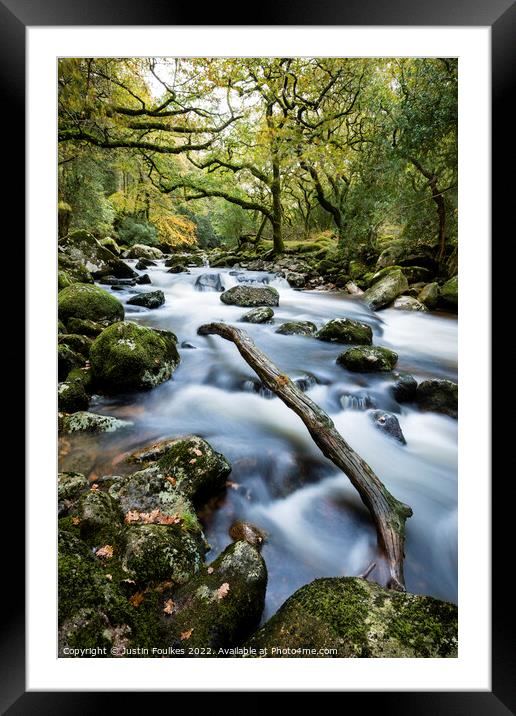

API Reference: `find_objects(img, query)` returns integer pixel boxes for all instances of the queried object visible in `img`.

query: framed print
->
[2,0,509,710]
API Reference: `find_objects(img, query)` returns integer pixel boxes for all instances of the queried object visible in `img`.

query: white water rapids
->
[61,260,457,619]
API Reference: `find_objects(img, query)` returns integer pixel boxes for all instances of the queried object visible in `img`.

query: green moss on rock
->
[58,333,93,358]
[362,270,408,311]
[220,285,279,307]
[337,346,398,372]
[275,321,317,336]
[89,321,180,393]
[162,540,267,652]
[58,344,85,381]
[66,317,107,337]
[58,283,124,325]
[244,577,457,658]
[418,282,440,310]
[58,380,90,413]
[416,379,458,419]
[241,307,274,324]
[441,275,458,307]
[316,318,372,345]
[58,471,88,502]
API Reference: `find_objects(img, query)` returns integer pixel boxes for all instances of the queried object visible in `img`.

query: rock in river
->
[392,296,428,312]
[416,379,458,418]
[220,285,279,307]
[368,409,406,444]
[362,269,408,311]
[391,373,417,403]
[125,244,163,260]
[337,346,398,372]
[241,306,274,324]
[275,321,317,336]
[89,321,180,393]
[58,283,124,326]
[440,275,458,307]
[244,577,457,658]
[60,411,133,434]
[127,290,165,309]
[59,230,137,279]
[195,273,224,292]
[316,318,372,344]
[162,540,267,653]
[418,282,440,309]
[58,379,90,413]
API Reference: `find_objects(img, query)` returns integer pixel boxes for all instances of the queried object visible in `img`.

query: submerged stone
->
[127,290,165,309]
[241,306,274,324]
[275,321,317,336]
[368,409,406,444]
[220,285,279,307]
[337,346,398,372]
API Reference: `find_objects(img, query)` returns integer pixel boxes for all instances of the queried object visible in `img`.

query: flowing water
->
[60,260,458,619]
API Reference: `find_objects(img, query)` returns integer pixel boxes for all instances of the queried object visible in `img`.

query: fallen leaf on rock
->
[217,582,230,599]
[165,475,177,486]
[192,448,203,457]
[207,567,214,574]
[90,483,100,492]
[71,516,81,525]
[96,545,114,559]
[124,510,140,524]
[129,592,145,607]
[163,599,175,615]
[180,628,194,641]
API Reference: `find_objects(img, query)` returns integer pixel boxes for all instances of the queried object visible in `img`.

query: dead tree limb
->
[197,322,413,590]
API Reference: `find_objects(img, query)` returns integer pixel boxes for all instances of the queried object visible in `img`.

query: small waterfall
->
[339,392,376,411]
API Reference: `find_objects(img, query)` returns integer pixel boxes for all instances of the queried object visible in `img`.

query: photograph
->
[56,56,459,659]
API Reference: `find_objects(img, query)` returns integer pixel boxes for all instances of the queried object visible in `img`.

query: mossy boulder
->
[66,317,106,337]
[126,244,163,260]
[348,260,368,280]
[440,275,458,307]
[368,265,403,286]
[376,242,405,270]
[77,489,124,546]
[416,379,458,419]
[391,373,418,403]
[275,321,317,336]
[402,266,431,284]
[58,283,124,326]
[58,471,88,502]
[58,319,67,334]
[392,296,428,312]
[362,270,408,311]
[58,252,94,284]
[156,436,231,506]
[58,379,90,413]
[337,346,398,372]
[418,282,440,309]
[99,237,121,255]
[135,258,156,270]
[220,285,279,307]
[61,411,132,434]
[58,270,73,290]
[368,410,406,444]
[316,318,372,345]
[244,577,457,658]
[89,321,180,393]
[58,344,85,381]
[127,290,165,309]
[127,437,181,465]
[241,306,274,324]
[58,333,93,358]
[162,541,267,652]
[59,230,137,279]
[122,524,204,586]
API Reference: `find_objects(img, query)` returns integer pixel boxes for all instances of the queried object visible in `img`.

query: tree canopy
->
[58,57,457,265]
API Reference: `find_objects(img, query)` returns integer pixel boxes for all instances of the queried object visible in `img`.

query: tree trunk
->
[197,322,413,590]
[271,156,284,253]
[433,187,447,267]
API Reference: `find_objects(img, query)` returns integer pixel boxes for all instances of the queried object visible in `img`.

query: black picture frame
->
[4,0,509,710]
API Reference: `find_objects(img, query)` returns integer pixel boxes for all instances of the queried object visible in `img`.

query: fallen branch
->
[198,322,413,590]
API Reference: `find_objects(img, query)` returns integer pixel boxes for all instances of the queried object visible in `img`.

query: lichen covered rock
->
[58,471,88,502]
[58,379,90,413]
[316,318,372,345]
[126,244,163,260]
[89,321,180,393]
[58,344,85,381]
[220,285,279,307]
[275,321,317,336]
[392,296,428,312]
[77,489,124,546]
[416,379,458,418]
[61,411,132,434]
[337,346,398,372]
[241,306,274,324]
[162,540,267,652]
[66,317,106,337]
[58,283,124,326]
[59,229,137,279]
[362,270,408,311]
[418,282,440,310]
[244,577,457,658]
[122,524,204,586]
[58,333,93,358]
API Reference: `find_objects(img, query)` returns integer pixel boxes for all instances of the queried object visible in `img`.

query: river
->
[59,259,458,620]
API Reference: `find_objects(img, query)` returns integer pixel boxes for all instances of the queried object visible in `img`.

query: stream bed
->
[59,260,458,620]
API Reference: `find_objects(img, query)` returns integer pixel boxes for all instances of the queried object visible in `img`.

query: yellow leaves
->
[96,545,114,559]
[163,599,175,615]
[180,628,194,641]
[124,509,181,526]
[216,583,230,600]
[129,592,145,608]
[71,516,81,526]
[150,212,198,248]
